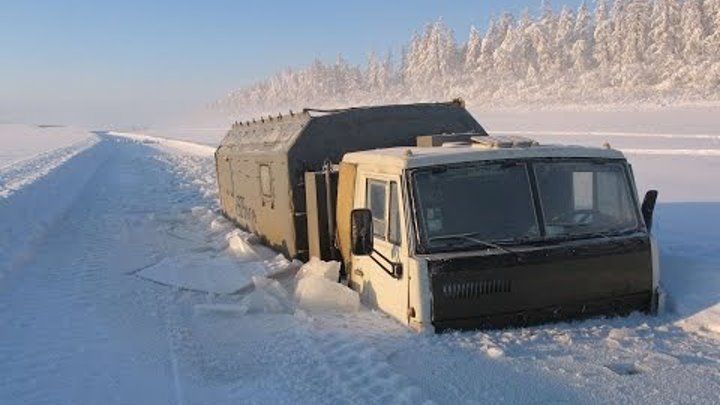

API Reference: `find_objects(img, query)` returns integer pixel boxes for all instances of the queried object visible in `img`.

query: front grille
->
[441,279,512,299]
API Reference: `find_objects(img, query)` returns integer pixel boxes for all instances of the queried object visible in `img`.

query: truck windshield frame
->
[410,161,541,253]
[409,158,643,254]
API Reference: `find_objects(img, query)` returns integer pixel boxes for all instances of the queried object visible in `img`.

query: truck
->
[215,100,660,332]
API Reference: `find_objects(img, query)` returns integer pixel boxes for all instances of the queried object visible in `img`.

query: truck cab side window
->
[367,179,387,239]
[388,181,401,244]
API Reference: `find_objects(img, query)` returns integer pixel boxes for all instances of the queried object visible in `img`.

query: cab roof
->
[342,143,627,170]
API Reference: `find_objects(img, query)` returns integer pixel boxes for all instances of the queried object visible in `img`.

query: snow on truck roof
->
[343,141,626,170]
[218,100,483,153]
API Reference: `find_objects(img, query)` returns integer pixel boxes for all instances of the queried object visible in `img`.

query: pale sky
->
[0,0,583,127]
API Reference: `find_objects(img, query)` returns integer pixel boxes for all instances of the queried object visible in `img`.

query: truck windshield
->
[534,161,639,238]
[412,163,540,252]
[411,159,642,254]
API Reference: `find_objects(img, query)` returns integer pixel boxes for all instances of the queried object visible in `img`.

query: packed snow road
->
[1,134,719,404]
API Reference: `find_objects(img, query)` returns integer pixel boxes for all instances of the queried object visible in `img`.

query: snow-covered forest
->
[214,0,720,117]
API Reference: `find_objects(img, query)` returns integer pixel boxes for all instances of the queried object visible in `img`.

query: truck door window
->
[388,181,401,244]
[367,179,387,239]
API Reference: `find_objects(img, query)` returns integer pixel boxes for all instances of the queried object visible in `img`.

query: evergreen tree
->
[649,0,681,66]
[464,26,482,74]
[555,6,577,73]
[594,0,614,69]
[705,0,720,54]
[622,0,651,67]
[682,0,707,63]
[572,0,595,72]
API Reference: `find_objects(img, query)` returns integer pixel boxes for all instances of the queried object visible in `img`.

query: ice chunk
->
[296,257,341,282]
[137,253,266,294]
[209,216,233,234]
[225,230,263,261]
[295,275,360,313]
[294,258,359,312]
[238,276,294,314]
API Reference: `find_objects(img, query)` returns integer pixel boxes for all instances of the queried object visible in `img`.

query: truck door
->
[352,173,409,324]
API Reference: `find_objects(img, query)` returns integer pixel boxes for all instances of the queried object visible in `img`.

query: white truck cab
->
[340,137,659,332]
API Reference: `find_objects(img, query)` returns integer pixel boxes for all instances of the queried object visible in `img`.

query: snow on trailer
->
[215,99,486,261]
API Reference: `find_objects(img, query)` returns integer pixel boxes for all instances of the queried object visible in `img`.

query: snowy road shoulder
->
[0,130,106,273]
[0,125,99,199]
[107,131,216,157]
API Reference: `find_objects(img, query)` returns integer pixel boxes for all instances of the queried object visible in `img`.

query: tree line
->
[214,0,720,118]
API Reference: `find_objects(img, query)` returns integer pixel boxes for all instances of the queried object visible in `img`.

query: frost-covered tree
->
[555,6,577,73]
[682,0,707,63]
[622,0,651,66]
[572,1,595,72]
[495,10,535,80]
[403,19,460,97]
[366,51,389,93]
[649,0,681,66]
[495,12,515,48]
[594,0,614,69]
[609,0,628,68]
[464,25,482,74]
[477,19,498,77]
[706,0,720,54]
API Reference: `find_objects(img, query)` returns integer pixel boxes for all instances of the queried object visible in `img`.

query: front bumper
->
[433,291,652,331]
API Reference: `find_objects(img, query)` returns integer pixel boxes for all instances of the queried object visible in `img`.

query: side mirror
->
[641,190,659,232]
[351,208,374,255]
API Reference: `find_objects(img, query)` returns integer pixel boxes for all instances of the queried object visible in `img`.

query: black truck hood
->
[425,233,653,331]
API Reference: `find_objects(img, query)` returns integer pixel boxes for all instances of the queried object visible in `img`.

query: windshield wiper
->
[550,227,637,246]
[428,232,519,256]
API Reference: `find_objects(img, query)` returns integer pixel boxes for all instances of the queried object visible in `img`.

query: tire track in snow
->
[291,317,435,405]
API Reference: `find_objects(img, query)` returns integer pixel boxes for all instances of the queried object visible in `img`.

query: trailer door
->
[351,173,409,324]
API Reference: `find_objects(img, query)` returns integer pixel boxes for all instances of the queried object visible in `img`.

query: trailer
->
[215,100,485,260]
[215,101,660,331]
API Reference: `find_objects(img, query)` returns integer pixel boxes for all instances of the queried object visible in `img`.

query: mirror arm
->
[369,248,403,279]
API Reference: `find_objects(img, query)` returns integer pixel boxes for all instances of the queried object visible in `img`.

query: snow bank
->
[0,126,99,199]
[0,124,96,168]
[0,130,105,273]
[107,131,216,157]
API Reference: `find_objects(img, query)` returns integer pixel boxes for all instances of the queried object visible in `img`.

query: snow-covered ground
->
[1,107,719,404]
[0,125,100,272]
[0,124,99,199]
